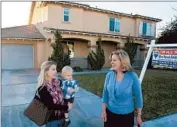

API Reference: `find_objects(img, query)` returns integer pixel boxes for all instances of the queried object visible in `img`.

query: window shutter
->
[151,24,155,36]
[143,22,147,35]
[115,19,120,32]
[146,23,151,36]
[139,22,143,36]
[109,18,115,31]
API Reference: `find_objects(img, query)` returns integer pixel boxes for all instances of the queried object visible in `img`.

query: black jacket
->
[34,85,68,121]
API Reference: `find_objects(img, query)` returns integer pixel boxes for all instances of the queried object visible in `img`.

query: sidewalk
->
[2,82,177,127]
[143,113,177,127]
[2,83,104,127]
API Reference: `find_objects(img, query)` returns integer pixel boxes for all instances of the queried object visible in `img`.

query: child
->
[61,66,79,127]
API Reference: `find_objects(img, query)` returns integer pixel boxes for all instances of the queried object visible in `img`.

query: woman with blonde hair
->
[101,49,143,127]
[35,61,68,127]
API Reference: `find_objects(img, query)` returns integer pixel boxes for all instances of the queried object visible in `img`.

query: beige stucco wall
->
[31,3,49,24]
[31,3,157,38]
[102,42,117,67]
[36,41,46,68]
[2,39,46,69]
[83,10,109,34]
[46,4,138,36]
[46,4,84,30]
[74,41,89,57]
[120,17,136,36]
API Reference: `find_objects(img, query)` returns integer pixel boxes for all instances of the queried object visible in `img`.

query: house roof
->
[44,27,154,42]
[2,25,46,40]
[35,1,161,22]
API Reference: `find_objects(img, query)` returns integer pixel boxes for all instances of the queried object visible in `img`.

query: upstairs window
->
[139,22,155,36]
[63,8,70,22]
[109,18,120,32]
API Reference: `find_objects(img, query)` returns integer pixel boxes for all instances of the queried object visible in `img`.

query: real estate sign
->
[152,49,177,69]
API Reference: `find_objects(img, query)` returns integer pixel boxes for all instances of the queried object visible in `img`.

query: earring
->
[122,67,126,72]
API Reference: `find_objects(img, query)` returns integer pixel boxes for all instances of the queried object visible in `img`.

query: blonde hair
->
[61,66,73,74]
[109,49,132,71]
[37,61,56,88]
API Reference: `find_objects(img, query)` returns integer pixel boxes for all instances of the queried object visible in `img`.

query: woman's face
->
[46,64,57,80]
[111,54,122,71]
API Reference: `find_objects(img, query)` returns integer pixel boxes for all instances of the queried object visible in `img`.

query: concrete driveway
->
[2,69,40,85]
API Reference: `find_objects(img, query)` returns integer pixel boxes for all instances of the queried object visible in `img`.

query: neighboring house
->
[2,1,162,70]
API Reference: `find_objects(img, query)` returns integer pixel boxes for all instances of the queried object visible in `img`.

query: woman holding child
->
[34,61,68,127]
[25,61,78,127]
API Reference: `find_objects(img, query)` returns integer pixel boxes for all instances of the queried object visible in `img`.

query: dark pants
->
[64,98,74,113]
[104,108,134,127]
[46,119,64,127]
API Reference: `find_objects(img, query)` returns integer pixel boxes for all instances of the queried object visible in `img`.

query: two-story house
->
[2,1,162,70]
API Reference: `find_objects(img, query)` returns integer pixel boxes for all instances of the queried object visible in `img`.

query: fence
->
[70,57,88,69]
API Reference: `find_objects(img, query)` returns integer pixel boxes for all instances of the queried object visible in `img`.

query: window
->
[139,22,155,36]
[63,8,70,22]
[109,18,120,32]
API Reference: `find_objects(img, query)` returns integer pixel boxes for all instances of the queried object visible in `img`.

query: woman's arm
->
[132,72,143,113]
[102,103,107,111]
[102,73,110,110]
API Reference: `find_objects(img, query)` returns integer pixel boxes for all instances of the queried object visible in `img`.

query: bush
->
[124,35,138,65]
[87,36,105,70]
[73,66,84,72]
[48,30,71,72]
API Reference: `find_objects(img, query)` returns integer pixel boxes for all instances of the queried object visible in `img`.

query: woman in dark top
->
[35,61,68,127]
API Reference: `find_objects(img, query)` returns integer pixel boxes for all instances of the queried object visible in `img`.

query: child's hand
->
[68,88,74,94]
[68,103,73,110]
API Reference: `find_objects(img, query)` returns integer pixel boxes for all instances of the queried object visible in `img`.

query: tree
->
[48,30,71,72]
[157,16,177,44]
[87,36,105,70]
[124,35,138,65]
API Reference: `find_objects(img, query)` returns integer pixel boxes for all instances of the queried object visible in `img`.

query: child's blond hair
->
[61,66,73,74]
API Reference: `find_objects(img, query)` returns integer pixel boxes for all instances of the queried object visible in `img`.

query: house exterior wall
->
[74,41,89,57]
[28,2,159,69]
[102,42,117,67]
[30,2,157,37]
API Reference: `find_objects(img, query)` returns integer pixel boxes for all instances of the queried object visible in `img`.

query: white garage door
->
[2,44,34,70]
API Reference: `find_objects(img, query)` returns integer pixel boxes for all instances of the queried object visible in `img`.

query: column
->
[116,42,125,50]
[88,38,98,53]
[140,44,147,59]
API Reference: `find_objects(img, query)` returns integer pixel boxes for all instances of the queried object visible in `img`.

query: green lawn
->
[74,70,177,121]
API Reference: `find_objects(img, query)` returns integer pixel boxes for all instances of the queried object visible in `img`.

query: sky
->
[2,2,177,35]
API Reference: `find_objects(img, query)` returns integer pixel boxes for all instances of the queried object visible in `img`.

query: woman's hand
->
[101,110,107,122]
[136,115,142,126]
